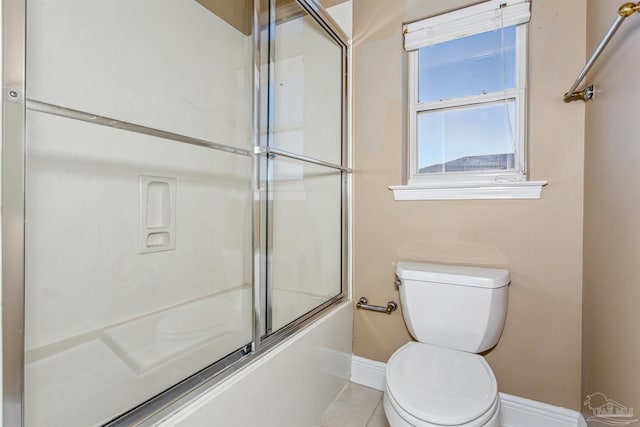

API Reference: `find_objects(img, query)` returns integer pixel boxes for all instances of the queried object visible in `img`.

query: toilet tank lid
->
[396,262,510,288]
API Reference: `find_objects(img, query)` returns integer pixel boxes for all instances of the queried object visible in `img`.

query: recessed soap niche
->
[139,175,177,254]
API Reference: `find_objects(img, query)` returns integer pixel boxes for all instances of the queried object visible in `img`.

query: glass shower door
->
[264,0,347,335]
[23,1,254,425]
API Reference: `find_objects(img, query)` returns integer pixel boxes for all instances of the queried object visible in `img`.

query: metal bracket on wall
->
[356,297,398,315]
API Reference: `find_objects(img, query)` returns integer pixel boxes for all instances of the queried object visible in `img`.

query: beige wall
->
[582,0,640,420]
[352,0,586,409]
[196,0,252,35]
[320,0,349,8]
[194,0,347,36]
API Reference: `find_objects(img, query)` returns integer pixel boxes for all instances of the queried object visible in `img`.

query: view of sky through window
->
[417,101,516,172]
[417,26,517,172]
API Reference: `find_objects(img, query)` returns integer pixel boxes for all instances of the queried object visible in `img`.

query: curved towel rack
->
[564,2,640,102]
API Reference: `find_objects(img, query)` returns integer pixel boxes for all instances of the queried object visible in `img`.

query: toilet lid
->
[386,342,498,426]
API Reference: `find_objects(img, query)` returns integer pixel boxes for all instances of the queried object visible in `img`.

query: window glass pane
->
[418,26,516,103]
[417,100,516,173]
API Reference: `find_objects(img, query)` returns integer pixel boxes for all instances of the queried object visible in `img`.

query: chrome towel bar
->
[356,297,398,315]
[564,2,640,102]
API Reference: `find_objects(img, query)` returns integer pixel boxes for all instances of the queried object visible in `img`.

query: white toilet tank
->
[396,262,510,353]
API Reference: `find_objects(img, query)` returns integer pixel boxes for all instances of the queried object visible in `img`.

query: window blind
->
[403,0,531,51]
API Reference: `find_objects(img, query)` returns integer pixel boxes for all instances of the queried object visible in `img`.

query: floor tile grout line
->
[364,396,385,427]
[319,382,385,427]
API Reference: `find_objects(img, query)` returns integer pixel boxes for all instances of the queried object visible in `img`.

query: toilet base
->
[383,389,501,427]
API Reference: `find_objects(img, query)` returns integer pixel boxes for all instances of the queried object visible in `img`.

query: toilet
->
[384,262,510,427]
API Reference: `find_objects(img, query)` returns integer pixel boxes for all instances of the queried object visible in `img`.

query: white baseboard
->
[351,355,587,427]
[350,355,386,391]
[500,393,585,427]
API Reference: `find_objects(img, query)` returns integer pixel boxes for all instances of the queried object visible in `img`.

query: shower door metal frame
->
[2,0,27,425]
[257,0,350,347]
[0,0,350,424]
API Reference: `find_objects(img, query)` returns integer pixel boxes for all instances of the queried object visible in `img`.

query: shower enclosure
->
[2,0,349,425]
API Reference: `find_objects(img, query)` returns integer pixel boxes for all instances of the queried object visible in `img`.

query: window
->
[392,0,546,200]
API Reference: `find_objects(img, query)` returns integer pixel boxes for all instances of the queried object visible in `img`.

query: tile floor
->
[319,382,390,427]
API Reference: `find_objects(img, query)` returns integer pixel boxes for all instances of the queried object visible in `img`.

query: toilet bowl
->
[384,262,510,427]
[383,342,500,427]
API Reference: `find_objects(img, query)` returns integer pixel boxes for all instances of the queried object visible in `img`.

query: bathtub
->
[24,288,352,427]
[152,301,353,427]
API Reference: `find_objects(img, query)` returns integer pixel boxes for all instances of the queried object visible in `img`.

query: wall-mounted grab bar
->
[356,297,398,315]
[564,2,640,102]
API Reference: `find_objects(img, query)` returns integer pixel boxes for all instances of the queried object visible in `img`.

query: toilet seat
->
[385,342,499,426]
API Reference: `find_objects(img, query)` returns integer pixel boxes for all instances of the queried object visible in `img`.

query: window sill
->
[388,180,547,201]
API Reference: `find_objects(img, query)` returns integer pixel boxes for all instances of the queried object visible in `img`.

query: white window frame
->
[391,0,547,200]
